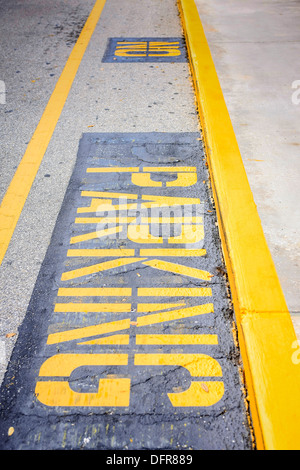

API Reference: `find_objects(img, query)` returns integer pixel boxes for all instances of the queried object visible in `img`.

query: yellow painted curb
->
[178,0,300,450]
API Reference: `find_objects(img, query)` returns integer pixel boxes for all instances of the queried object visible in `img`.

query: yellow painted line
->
[0,0,107,265]
[142,194,200,204]
[47,319,130,345]
[136,304,213,327]
[57,287,131,297]
[139,248,206,257]
[81,190,138,199]
[75,217,137,224]
[86,167,139,172]
[141,216,203,223]
[54,303,131,313]
[143,259,212,281]
[138,287,211,297]
[39,353,128,376]
[61,257,145,281]
[67,249,135,257]
[137,303,186,312]
[134,353,222,377]
[136,334,218,345]
[78,334,130,345]
[178,0,300,449]
[142,167,196,172]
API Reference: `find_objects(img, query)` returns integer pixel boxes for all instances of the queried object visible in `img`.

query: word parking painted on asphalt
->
[0,133,251,449]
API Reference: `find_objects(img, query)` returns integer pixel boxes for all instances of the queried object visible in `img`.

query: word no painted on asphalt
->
[102,38,187,62]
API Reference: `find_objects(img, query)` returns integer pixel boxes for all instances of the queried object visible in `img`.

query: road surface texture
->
[0,0,257,450]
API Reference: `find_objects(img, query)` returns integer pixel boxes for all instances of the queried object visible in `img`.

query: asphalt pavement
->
[0,0,254,450]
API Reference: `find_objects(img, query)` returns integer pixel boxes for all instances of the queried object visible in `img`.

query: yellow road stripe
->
[86,167,139,172]
[141,194,200,204]
[67,249,135,257]
[57,287,131,297]
[138,287,211,297]
[75,217,137,224]
[134,353,222,376]
[139,248,206,257]
[47,319,130,345]
[142,167,196,172]
[78,334,130,345]
[136,304,214,327]
[54,303,131,313]
[0,0,107,265]
[178,0,300,449]
[143,259,212,281]
[136,334,218,345]
[81,190,138,199]
[141,216,203,223]
[39,353,128,376]
[61,257,145,281]
[137,303,186,312]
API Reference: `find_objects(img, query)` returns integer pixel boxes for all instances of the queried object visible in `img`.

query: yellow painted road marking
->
[35,378,131,407]
[57,287,131,297]
[39,353,129,376]
[36,353,130,407]
[139,248,206,257]
[142,167,196,172]
[141,194,200,205]
[168,381,224,407]
[134,353,224,406]
[47,318,131,344]
[78,334,130,345]
[131,172,197,187]
[0,0,107,265]
[114,41,182,58]
[54,303,131,313]
[81,190,138,199]
[137,303,186,312]
[136,334,218,345]
[140,216,203,223]
[143,259,212,280]
[115,42,147,57]
[67,249,135,257]
[75,217,137,224]
[148,42,181,57]
[87,167,139,172]
[134,353,222,376]
[136,304,213,327]
[80,190,200,204]
[178,0,300,449]
[61,257,146,280]
[138,287,211,297]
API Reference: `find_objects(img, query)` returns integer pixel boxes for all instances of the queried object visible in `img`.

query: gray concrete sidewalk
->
[194,0,300,339]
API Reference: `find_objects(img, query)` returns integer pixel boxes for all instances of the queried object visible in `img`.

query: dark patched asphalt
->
[0,133,252,449]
